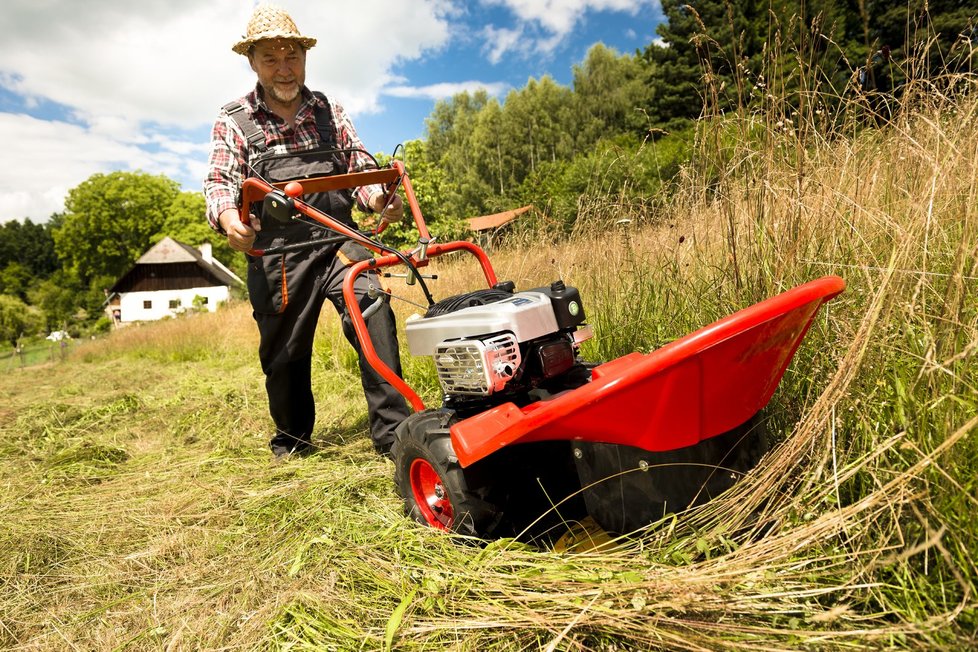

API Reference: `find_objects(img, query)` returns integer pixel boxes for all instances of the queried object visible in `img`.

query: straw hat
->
[232,4,317,55]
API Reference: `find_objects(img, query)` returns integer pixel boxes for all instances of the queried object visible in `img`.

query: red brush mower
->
[240,152,845,539]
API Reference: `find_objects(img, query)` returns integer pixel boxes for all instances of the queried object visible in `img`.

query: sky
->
[0,0,663,223]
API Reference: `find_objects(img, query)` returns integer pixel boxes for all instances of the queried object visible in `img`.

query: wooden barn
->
[105,237,242,324]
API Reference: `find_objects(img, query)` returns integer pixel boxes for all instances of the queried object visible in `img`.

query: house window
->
[143,300,152,310]
[201,296,209,304]
[169,299,182,309]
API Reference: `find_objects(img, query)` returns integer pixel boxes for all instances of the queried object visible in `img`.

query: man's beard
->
[266,81,300,104]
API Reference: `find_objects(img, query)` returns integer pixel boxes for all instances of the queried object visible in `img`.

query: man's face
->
[249,39,306,105]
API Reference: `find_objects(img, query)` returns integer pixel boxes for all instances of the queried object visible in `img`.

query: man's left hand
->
[368,192,404,222]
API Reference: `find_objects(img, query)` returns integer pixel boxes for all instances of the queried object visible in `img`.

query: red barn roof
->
[466,205,533,231]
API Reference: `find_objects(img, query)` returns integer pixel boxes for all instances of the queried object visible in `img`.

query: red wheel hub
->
[409,458,454,530]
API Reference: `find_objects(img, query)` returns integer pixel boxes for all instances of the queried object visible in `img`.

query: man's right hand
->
[219,208,261,252]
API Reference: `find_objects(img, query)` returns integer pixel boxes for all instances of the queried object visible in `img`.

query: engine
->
[404,281,591,407]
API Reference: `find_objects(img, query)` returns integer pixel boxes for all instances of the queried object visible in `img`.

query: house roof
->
[466,205,533,232]
[137,237,204,264]
[108,237,242,294]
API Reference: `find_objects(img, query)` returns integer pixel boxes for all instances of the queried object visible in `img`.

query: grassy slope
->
[2,94,977,650]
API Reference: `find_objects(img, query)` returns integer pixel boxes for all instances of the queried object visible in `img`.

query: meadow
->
[1,81,976,649]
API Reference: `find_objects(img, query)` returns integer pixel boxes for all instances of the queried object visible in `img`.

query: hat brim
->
[232,32,317,55]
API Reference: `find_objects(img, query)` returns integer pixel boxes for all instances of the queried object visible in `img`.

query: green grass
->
[0,341,70,369]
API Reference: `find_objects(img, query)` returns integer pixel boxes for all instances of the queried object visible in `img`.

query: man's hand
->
[219,208,261,252]
[368,192,404,223]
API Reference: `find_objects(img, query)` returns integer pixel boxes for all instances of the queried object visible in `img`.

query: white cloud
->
[385,81,509,100]
[0,113,177,220]
[482,0,659,55]
[481,25,527,64]
[491,0,656,35]
[0,0,454,222]
[290,2,453,115]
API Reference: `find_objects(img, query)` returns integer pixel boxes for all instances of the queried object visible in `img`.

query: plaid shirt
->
[203,84,382,232]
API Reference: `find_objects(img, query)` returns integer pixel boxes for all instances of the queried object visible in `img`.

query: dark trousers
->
[249,241,409,451]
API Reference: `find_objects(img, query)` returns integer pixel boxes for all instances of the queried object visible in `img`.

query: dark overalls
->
[225,95,409,454]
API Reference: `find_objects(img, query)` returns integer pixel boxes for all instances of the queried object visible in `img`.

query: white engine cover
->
[405,291,559,356]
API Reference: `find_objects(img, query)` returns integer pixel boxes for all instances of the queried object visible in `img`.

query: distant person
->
[203,3,409,459]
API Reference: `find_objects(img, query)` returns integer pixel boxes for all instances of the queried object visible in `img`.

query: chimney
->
[199,242,213,264]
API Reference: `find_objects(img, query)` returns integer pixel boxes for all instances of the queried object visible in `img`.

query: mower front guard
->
[449,276,845,467]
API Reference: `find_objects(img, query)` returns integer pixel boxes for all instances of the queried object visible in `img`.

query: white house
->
[106,237,242,324]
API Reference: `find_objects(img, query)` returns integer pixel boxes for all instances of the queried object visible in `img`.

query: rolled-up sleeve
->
[203,111,246,233]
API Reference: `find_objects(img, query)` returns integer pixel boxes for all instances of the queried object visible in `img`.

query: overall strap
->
[311,91,337,147]
[223,100,267,154]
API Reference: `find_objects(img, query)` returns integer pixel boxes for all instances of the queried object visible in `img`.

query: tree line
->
[1,1,974,345]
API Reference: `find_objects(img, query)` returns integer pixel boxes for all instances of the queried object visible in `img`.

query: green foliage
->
[640,0,978,129]
[90,315,113,335]
[27,270,113,332]
[870,1,978,81]
[500,76,578,186]
[0,262,32,300]
[375,140,470,250]
[0,218,60,303]
[0,294,44,345]
[422,78,579,221]
[52,171,180,282]
[27,271,80,329]
[0,218,59,280]
[154,191,236,268]
[573,43,655,142]
[642,0,754,127]
[423,89,496,220]
[415,39,694,233]
[515,131,693,229]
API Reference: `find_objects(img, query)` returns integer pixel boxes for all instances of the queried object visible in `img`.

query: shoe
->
[270,437,313,459]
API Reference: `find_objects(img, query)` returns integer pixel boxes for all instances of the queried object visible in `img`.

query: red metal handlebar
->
[236,163,499,412]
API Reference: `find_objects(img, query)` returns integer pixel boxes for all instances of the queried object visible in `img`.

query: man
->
[204,4,409,459]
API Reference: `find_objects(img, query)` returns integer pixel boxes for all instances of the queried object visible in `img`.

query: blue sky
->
[0,1,663,223]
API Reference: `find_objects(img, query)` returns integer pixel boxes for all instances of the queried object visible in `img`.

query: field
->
[2,89,977,649]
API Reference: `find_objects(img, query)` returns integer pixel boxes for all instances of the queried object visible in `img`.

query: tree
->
[52,171,180,282]
[499,76,577,182]
[423,90,495,219]
[869,1,977,84]
[0,294,44,346]
[643,0,727,128]
[573,43,654,144]
[0,262,32,300]
[643,0,748,127]
[469,99,512,197]
[0,218,58,280]
[28,270,85,330]
[373,140,468,248]
[424,90,492,165]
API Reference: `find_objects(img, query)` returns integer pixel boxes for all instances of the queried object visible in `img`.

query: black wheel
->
[392,410,505,537]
